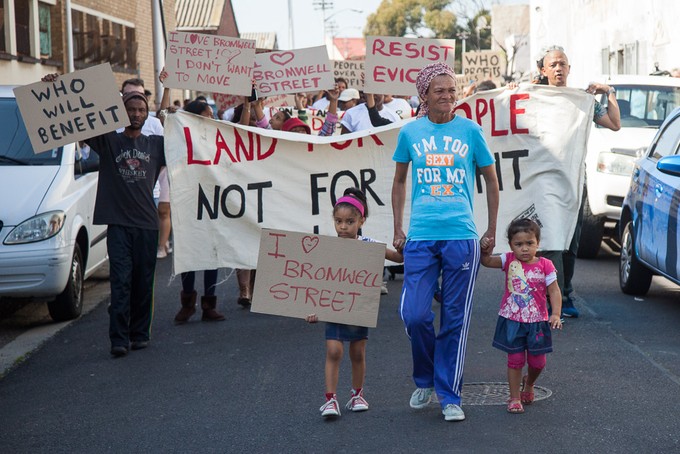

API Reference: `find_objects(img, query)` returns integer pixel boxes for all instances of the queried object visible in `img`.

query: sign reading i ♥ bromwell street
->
[253,46,335,96]
[251,229,386,328]
[165,31,256,95]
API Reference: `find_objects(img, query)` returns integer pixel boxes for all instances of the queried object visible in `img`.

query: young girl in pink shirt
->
[481,218,563,414]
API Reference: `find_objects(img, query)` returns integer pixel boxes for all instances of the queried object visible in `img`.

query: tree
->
[364,0,490,72]
[364,0,457,38]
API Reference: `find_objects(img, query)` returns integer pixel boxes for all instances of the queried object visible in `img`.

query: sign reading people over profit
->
[462,50,507,86]
[14,63,128,153]
[165,31,256,95]
[163,84,594,274]
[253,46,335,96]
[364,36,456,96]
[251,229,386,327]
[333,60,365,89]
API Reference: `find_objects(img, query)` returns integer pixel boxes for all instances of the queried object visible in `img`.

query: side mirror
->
[656,155,680,177]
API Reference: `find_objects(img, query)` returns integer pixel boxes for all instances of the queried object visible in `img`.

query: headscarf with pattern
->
[415,62,457,118]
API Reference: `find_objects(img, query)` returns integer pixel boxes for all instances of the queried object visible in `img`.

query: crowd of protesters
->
[38,44,621,423]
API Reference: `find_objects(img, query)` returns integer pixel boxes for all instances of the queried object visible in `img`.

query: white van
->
[0,86,108,321]
[579,75,680,258]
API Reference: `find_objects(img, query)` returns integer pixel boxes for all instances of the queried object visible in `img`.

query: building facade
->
[530,0,680,86]
[1,0,176,107]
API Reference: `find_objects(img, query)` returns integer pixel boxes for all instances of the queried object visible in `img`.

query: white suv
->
[0,86,108,321]
[579,75,680,258]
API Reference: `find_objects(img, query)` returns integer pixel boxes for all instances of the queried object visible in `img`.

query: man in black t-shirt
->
[85,91,166,357]
[41,74,165,357]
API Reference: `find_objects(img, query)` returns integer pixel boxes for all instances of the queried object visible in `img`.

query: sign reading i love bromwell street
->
[253,46,335,96]
[164,31,256,95]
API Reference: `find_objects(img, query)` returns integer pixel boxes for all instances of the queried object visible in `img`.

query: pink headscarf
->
[416,62,457,118]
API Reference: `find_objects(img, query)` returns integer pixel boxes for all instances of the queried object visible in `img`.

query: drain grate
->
[460,382,552,406]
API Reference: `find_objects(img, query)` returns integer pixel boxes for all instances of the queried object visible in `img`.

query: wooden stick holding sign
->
[13,63,128,154]
[253,46,335,96]
[364,36,457,96]
[251,229,386,328]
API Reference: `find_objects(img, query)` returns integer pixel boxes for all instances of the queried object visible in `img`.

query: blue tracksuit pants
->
[399,239,480,407]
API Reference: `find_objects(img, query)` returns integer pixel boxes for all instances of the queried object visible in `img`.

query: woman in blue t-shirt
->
[391,62,500,422]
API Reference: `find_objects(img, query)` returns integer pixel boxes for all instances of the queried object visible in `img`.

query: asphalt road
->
[1,249,679,453]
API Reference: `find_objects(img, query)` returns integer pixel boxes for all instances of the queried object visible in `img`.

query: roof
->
[239,32,278,51]
[175,0,226,31]
[332,37,366,60]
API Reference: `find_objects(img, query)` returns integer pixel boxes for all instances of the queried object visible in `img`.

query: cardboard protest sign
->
[13,63,128,153]
[251,229,386,327]
[212,93,242,111]
[364,36,456,96]
[463,51,507,86]
[262,94,296,108]
[253,46,334,96]
[333,60,365,89]
[165,31,256,95]
[163,85,593,273]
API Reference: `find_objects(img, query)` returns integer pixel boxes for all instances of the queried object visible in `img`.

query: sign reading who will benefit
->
[165,31,256,95]
[253,46,335,96]
[364,36,456,96]
[251,229,386,328]
[13,63,128,154]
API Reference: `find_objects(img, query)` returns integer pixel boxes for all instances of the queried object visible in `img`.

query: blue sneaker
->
[561,306,580,318]
[442,403,465,421]
[409,387,434,409]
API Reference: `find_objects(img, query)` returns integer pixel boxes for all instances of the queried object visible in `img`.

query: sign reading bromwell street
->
[13,63,128,153]
[251,229,386,327]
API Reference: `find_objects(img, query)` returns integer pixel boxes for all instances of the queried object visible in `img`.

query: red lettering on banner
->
[184,127,211,165]
[510,93,530,134]
[475,99,489,125]
[214,129,237,164]
[490,99,508,136]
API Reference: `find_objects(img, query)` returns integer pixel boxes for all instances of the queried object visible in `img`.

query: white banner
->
[165,84,594,273]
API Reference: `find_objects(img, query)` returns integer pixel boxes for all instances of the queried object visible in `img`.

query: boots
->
[174,290,197,324]
[201,295,225,321]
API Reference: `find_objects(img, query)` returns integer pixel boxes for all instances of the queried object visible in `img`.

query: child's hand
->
[549,314,563,330]
[305,314,318,323]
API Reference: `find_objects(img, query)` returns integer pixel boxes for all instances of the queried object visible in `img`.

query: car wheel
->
[48,244,84,322]
[619,222,653,295]
[577,197,604,259]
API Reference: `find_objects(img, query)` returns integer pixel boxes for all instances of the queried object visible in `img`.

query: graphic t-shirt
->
[498,252,557,323]
[392,115,495,240]
[86,131,165,230]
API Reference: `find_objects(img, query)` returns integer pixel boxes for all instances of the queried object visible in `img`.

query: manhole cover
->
[461,382,552,405]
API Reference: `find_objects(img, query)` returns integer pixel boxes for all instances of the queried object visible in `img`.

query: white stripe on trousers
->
[451,240,480,395]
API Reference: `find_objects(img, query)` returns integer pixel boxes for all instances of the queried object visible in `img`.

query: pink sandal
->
[521,375,535,405]
[507,398,524,414]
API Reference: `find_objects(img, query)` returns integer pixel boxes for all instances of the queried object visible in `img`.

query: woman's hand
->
[305,314,318,323]
[549,314,563,330]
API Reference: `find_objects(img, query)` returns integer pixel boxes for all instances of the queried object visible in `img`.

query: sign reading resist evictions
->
[14,63,128,153]
[164,31,256,95]
[364,36,456,96]
[253,46,335,96]
[251,229,386,327]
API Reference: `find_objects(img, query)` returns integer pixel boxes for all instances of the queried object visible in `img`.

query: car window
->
[0,97,62,165]
[600,85,680,128]
[650,115,680,160]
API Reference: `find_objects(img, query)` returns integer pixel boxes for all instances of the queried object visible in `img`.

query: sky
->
[231,0,528,51]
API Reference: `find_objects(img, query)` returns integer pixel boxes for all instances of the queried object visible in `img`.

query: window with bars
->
[71,9,136,71]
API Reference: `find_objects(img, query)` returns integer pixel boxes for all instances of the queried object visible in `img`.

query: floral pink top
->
[498,252,557,323]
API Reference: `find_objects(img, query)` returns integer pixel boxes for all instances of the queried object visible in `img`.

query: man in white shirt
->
[384,95,413,119]
[340,94,401,133]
